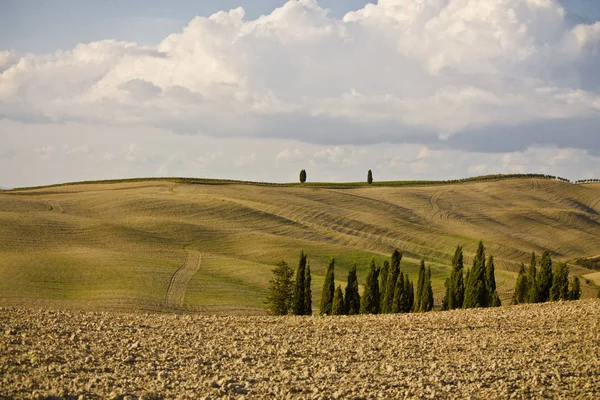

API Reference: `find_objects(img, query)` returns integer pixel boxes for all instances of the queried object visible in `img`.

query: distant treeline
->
[575,179,600,184]
[3,173,581,192]
[573,256,600,271]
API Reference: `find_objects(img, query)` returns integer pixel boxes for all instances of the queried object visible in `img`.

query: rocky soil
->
[1,300,599,399]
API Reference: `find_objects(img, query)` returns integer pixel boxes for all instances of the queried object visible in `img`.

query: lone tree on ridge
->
[299,169,307,184]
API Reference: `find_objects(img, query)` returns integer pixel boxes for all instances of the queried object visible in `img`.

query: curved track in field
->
[165,249,202,308]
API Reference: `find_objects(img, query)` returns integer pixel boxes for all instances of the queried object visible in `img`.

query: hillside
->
[1,178,599,313]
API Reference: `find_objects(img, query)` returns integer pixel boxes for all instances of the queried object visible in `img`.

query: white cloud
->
[0,0,599,152]
[33,146,55,160]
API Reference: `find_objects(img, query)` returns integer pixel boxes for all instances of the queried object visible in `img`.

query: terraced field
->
[0,178,599,313]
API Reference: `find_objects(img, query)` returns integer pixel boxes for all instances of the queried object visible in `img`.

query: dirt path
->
[165,249,201,308]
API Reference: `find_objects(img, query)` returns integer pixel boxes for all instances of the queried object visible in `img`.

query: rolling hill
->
[1,177,599,313]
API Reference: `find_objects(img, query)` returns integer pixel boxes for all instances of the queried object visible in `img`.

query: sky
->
[1,0,600,188]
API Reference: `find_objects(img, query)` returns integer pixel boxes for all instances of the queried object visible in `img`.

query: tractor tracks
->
[165,249,202,308]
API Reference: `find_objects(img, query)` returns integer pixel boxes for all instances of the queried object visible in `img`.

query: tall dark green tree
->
[344,264,361,315]
[379,260,390,308]
[446,246,465,310]
[332,285,345,315]
[486,256,501,307]
[526,252,537,303]
[299,169,307,184]
[407,279,415,312]
[441,278,450,311]
[463,241,487,308]
[265,261,295,315]
[292,251,307,315]
[360,259,380,314]
[511,263,529,305]
[416,260,426,311]
[569,277,581,300]
[391,272,405,313]
[304,262,312,315]
[367,169,373,185]
[420,266,434,312]
[319,258,336,315]
[382,249,402,313]
[550,262,570,301]
[536,251,553,303]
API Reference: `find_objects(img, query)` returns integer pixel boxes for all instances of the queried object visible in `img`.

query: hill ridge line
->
[0,173,577,192]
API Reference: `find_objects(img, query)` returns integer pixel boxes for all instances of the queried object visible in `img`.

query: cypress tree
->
[569,277,581,300]
[550,262,570,301]
[485,256,497,296]
[299,169,307,183]
[373,265,381,314]
[486,255,501,307]
[416,260,426,311]
[536,251,553,303]
[463,241,487,308]
[379,260,389,309]
[265,261,295,315]
[360,259,380,314]
[420,266,434,312]
[391,272,405,313]
[511,263,529,305]
[382,249,402,313]
[304,262,312,315]
[367,169,373,185]
[448,246,465,309]
[441,278,450,311]
[407,279,415,313]
[332,285,345,315]
[526,252,537,303]
[344,264,361,315]
[292,251,307,315]
[319,258,336,315]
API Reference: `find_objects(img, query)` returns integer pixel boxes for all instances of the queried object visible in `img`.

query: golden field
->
[0,178,599,313]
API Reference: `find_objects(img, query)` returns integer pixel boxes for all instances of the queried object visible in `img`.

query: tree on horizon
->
[299,169,307,184]
[367,169,373,185]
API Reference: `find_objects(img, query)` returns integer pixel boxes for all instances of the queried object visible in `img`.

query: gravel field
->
[1,300,599,399]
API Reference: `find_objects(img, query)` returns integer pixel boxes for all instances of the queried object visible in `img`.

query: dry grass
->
[1,179,599,313]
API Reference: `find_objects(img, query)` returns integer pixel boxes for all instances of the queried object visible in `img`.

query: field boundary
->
[165,249,202,308]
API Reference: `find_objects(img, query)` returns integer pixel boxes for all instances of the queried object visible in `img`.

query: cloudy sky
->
[1,0,600,188]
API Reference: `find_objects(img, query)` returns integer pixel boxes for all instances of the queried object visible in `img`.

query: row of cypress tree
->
[511,251,581,304]
[319,249,434,316]
[266,249,435,316]
[267,245,585,316]
[442,242,501,310]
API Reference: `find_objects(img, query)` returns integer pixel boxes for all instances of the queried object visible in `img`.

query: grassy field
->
[1,178,599,313]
